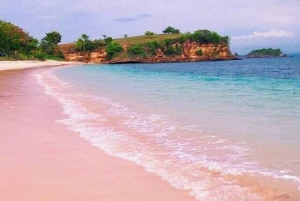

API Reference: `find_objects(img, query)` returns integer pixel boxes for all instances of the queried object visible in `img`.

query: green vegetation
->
[114,30,229,47]
[0,20,38,59]
[246,48,283,57]
[40,31,64,59]
[163,26,180,34]
[145,31,155,36]
[114,34,181,45]
[75,34,104,52]
[91,28,230,60]
[33,51,46,61]
[0,20,66,60]
[0,19,231,62]
[196,49,203,56]
[127,44,145,56]
[184,29,230,45]
[104,37,113,44]
[105,42,123,59]
[145,41,164,55]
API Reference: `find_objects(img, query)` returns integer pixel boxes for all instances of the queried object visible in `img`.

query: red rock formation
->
[60,41,236,64]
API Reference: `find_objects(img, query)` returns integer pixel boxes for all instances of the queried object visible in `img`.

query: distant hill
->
[245,48,286,58]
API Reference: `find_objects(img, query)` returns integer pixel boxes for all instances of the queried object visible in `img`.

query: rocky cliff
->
[60,39,236,64]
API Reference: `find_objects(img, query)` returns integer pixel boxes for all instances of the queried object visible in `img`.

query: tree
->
[75,38,84,51]
[22,36,39,58]
[75,34,92,52]
[123,34,128,38]
[42,31,61,46]
[40,31,62,55]
[145,31,155,36]
[209,32,221,44]
[163,26,180,34]
[0,20,32,57]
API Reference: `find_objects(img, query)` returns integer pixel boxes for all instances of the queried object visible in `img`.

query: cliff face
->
[60,40,235,64]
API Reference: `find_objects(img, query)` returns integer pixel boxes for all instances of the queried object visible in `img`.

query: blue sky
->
[1,0,300,54]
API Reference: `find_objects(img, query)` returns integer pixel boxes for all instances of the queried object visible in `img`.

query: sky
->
[1,0,300,54]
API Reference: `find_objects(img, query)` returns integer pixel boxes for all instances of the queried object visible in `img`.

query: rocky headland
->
[59,31,238,64]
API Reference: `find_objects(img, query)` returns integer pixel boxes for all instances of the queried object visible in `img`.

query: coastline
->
[0,65,195,201]
[0,60,82,71]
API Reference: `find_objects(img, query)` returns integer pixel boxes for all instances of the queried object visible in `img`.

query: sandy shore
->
[0,60,81,71]
[0,66,195,201]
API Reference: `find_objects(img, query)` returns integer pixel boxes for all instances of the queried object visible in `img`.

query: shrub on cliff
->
[145,41,164,55]
[127,44,145,56]
[75,35,104,52]
[75,34,92,52]
[105,42,123,59]
[196,49,203,56]
[163,39,182,56]
[104,37,113,44]
[165,46,177,55]
[164,45,181,56]
[145,31,155,36]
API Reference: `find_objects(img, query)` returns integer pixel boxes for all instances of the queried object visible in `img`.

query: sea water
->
[36,56,300,200]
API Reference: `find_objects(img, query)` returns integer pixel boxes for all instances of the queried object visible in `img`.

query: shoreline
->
[0,60,82,71]
[0,65,195,201]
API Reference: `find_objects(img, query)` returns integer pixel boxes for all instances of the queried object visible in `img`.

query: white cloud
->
[232,30,294,39]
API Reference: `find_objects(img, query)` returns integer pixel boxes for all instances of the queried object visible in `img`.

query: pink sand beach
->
[0,64,195,201]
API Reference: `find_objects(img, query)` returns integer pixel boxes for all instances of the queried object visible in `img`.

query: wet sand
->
[0,66,195,201]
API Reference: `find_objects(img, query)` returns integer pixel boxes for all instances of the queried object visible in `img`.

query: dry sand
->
[0,65,195,201]
[0,60,81,71]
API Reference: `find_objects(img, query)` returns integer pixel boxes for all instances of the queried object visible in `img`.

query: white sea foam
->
[35,69,300,201]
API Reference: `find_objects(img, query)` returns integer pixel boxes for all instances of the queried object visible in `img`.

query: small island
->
[245,48,287,58]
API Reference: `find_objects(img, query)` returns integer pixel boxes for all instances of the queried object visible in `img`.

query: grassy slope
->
[59,34,182,54]
[114,34,181,45]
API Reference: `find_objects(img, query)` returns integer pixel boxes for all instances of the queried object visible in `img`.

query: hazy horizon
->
[1,0,299,54]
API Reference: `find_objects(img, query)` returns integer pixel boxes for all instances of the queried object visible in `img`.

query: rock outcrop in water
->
[245,48,287,58]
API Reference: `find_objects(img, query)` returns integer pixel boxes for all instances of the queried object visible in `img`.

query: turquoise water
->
[37,56,300,200]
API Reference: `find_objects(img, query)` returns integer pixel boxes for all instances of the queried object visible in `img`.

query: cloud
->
[115,14,152,22]
[232,30,294,39]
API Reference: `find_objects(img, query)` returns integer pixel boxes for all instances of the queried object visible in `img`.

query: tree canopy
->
[183,29,230,45]
[75,34,104,52]
[42,31,62,46]
[163,26,180,34]
[0,20,37,57]
[40,31,63,57]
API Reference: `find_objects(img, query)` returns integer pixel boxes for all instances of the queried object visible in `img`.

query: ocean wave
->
[35,68,300,200]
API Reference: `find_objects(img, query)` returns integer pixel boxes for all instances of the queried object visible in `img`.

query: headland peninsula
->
[1,20,238,64]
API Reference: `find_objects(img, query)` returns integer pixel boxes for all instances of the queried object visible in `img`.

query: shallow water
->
[36,56,300,200]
